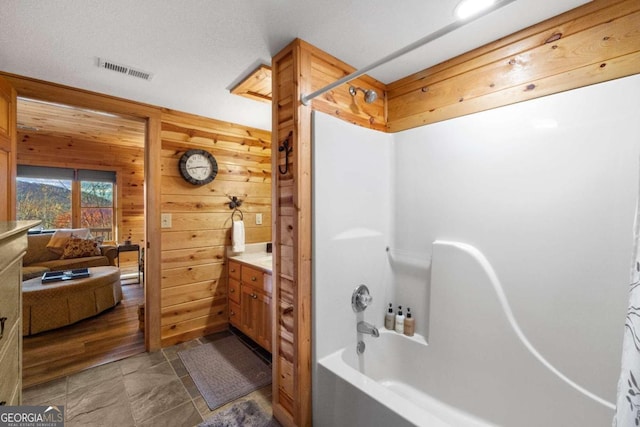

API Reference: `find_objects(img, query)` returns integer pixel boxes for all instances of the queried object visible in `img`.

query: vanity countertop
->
[228,244,272,274]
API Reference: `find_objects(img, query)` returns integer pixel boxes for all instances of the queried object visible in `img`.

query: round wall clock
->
[178,149,218,185]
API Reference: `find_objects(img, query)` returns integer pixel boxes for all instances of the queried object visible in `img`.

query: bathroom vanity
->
[228,250,272,352]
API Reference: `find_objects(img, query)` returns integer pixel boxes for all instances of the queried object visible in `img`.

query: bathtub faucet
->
[357,321,380,337]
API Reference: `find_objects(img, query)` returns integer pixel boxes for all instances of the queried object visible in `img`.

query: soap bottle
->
[395,305,405,334]
[384,303,395,330]
[404,307,415,337]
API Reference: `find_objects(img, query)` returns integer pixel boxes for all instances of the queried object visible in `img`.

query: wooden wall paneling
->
[272,42,297,427]
[295,44,313,427]
[161,263,225,289]
[0,151,9,221]
[0,77,17,220]
[159,110,271,347]
[388,0,638,94]
[144,110,163,351]
[271,39,388,427]
[299,40,387,131]
[387,0,640,132]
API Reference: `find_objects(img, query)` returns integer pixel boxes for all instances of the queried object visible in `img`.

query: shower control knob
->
[351,284,372,313]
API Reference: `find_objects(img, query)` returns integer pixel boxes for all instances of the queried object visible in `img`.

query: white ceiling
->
[0,0,590,131]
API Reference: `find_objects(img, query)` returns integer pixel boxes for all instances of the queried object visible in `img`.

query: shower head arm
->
[349,86,378,104]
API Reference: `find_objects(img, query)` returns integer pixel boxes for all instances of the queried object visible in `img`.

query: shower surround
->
[312,74,640,426]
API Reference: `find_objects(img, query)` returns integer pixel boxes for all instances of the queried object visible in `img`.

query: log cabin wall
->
[160,110,272,346]
[271,1,639,425]
[16,133,145,268]
[387,0,640,132]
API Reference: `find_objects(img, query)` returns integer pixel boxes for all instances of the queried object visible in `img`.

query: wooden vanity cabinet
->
[228,260,272,352]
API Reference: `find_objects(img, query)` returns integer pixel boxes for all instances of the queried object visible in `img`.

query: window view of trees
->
[17,178,72,229]
[80,181,114,240]
[17,176,114,240]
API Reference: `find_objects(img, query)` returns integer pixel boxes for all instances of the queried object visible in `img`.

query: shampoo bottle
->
[384,303,395,330]
[404,307,415,337]
[395,305,405,334]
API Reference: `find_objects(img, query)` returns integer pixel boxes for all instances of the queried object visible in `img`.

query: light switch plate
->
[256,213,263,225]
[161,213,172,228]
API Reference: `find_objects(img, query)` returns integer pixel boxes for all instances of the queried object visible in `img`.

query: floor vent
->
[98,58,154,81]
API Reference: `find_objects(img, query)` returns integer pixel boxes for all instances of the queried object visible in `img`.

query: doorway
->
[16,97,147,387]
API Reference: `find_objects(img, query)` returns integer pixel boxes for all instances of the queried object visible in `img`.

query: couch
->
[22,232,117,281]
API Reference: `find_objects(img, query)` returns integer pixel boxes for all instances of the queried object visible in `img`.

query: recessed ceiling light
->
[455,0,496,19]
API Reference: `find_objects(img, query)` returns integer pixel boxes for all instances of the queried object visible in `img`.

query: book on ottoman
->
[42,268,91,283]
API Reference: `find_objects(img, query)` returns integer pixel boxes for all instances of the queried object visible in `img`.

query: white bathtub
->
[314,240,616,427]
[316,330,494,427]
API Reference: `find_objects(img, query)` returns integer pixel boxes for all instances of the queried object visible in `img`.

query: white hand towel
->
[232,220,245,253]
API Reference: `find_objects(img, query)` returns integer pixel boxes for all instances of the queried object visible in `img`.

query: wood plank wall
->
[271,39,385,427]
[387,0,640,131]
[16,133,145,266]
[271,1,639,425]
[160,110,271,347]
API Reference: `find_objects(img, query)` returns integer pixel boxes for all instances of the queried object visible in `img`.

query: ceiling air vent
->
[98,58,154,81]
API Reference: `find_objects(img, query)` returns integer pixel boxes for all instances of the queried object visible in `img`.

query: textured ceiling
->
[0,0,590,131]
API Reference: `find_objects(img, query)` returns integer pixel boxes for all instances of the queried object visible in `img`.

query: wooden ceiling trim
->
[388,0,635,94]
[230,64,273,103]
[387,0,640,132]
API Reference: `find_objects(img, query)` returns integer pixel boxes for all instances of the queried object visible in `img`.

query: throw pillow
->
[60,238,101,259]
[46,228,91,255]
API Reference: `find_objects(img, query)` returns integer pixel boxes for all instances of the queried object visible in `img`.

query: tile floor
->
[22,328,273,427]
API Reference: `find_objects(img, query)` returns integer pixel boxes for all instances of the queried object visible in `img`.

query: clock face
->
[179,149,218,185]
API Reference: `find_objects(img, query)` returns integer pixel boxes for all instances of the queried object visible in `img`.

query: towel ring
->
[232,208,243,221]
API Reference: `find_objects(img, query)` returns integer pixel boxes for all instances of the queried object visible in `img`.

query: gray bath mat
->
[199,399,280,427]
[178,336,271,410]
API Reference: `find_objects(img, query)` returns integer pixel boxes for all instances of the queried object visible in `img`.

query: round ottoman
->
[22,266,122,335]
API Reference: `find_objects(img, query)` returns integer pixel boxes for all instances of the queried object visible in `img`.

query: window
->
[17,166,116,240]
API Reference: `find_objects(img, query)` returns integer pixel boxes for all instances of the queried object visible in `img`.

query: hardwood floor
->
[22,282,145,388]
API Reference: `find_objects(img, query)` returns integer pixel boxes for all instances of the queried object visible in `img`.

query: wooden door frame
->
[0,71,162,351]
[0,77,17,220]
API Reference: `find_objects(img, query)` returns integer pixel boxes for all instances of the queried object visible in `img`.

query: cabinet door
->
[240,284,259,340]
[240,284,271,351]
[255,292,271,352]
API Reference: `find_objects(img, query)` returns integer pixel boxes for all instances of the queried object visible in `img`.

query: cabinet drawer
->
[241,265,272,294]
[0,260,20,341]
[229,300,241,327]
[0,232,27,272]
[228,278,240,304]
[0,324,20,406]
[228,261,241,280]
